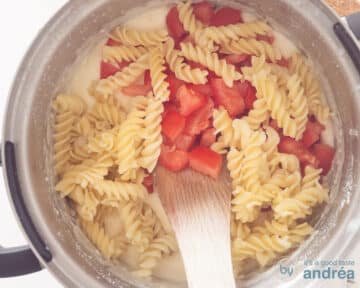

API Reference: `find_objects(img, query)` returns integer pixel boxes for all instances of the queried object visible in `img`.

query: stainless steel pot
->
[1,0,360,287]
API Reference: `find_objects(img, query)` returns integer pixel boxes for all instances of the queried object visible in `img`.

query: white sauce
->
[64,3,335,284]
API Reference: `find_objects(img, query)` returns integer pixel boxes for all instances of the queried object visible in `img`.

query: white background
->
[0,1,359,288]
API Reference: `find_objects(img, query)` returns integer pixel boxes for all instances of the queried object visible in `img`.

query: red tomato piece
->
[193,1,215,25]
[276,58,290,68]
[269,119,282,133]
[175,134,197,151]
[187,60,208,71]
[144,69,151,86]
[100,61,129,79]
[210,78,246,117]
[121,83,152,97]
[184,98,214,135]
[189,146,223,179]
[166,6,187,40]
[256,34,275,44]
[225,54,250,65]
[176,85,207,116]
[237,80,257,110]
[142,174,154,193]
[167,73,186,102]
[182,35,195,44]
[210,7,242,27]
[106,38,121,46]
[312,143,335,175]
[279,136,319,168]
[189,83,213,97]
[301,120,325,148]
[159,145,189,172]
[162,110,186,142]
[200,128,216,147]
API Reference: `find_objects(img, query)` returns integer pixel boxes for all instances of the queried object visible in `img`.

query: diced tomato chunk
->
[225,54,250,65]
[159,145,189,172]
[142,174,154,193]
[175,134,197,151]
[100,61,129,79]
[182,35,195,45]
[187,60,208,71]
[121,83,152,96]
[237,80,257,110]
[200,128,216,147]
[210,7,242,27]
[193,1,214,25]
[167,73,186,102]
[144,70,151,86]
[176,85,207,116]
[279,136,319,168]
[166,7,187,40]
[312,143,335,175]
[106,38,121,46]
[301,120,325,148]
[210,78,245,117]
[276,58,289,68]
[189,146,223,179]
[162,110,186,142]
[184,98,214,135]
[256,34,275,44]
[269,119,282,133]
[189,83,213,97]
[163,102,178,119]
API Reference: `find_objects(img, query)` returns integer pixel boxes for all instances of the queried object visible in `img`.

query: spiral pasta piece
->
[164,39,208,84]
[91,54,149,101]
[70,137,93,164]
[252,70,297,138]
[287,74,309,140]
[221,38,282,62]
[76,188,100,221]
[150,47,170,102]
[211,136,229,155]
[110,27,168,47]
[121,201,146,245]
[180,42,241,87]
[177,1,204,38]
[213,107,234,146]
[262,126,280,161]
[138,98,164,172]
[103,45,149,64]
[243,99,270,130]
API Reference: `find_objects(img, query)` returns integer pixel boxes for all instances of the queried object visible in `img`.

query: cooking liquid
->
[65,4,334,283]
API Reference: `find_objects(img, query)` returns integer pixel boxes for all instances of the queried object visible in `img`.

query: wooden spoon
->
[155,165,236,288]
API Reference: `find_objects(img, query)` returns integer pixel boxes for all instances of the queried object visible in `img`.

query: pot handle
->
[0,142,52,277]
[345,12,360,39]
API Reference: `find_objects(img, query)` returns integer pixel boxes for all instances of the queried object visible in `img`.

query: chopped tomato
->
[176,85,207,116]
[276,58,289,68]
[210,78,245,117]
[269,119,282,133]
[159,145,189,172]
[237,80,257,110]
[187,60,208,71]
[279,136,319,168]
[189,83,213,97]
[200,128,216,147]
[301,120,325,148]
[256,34,275,44]
[122,83,152,96]
[175,134,197,151]
[142,174,154,193]
[312,143,335,175]
[166,6,187,40]
[167,73,186,102]
[184,98,214,135]
[182,35,195,44]
[162,110,186,142]
[100,61,129,79]
[106,38,121,46]
[144,69,151,86]
[225,54,250,65]
[163,102,178,119]
[189,146,223,179]
[193,1,214,25]
[210,7,242,27]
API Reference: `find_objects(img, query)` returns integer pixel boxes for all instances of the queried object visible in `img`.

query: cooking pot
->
[1,0,360,287]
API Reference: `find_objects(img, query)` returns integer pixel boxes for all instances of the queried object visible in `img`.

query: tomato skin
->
[121,83,152,96]
[166,7,187,40]
[210,7,242,27]
[106,38,121,46]
[162,110,186,142]
[236,80,257,110]
[301,120,325,148]
[174,134,197,151]
[210,78,246,117]
[276,58,290,68]
[184,98,214,135]
[224,54,250,65]
[256,34,275,44]
[188,83,213,98]
[144,69,151,86]
[142,174,154,193]
[100,61,129,79]
[167,73,186,102]
[188,146,223,179]
[312,143,335,175]
[176,85,207,116]
[159,145,189,172]
[193,1,215,25]
[200,128,216,147]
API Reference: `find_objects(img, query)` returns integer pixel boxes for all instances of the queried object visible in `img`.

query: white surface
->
[0,1,359,288]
